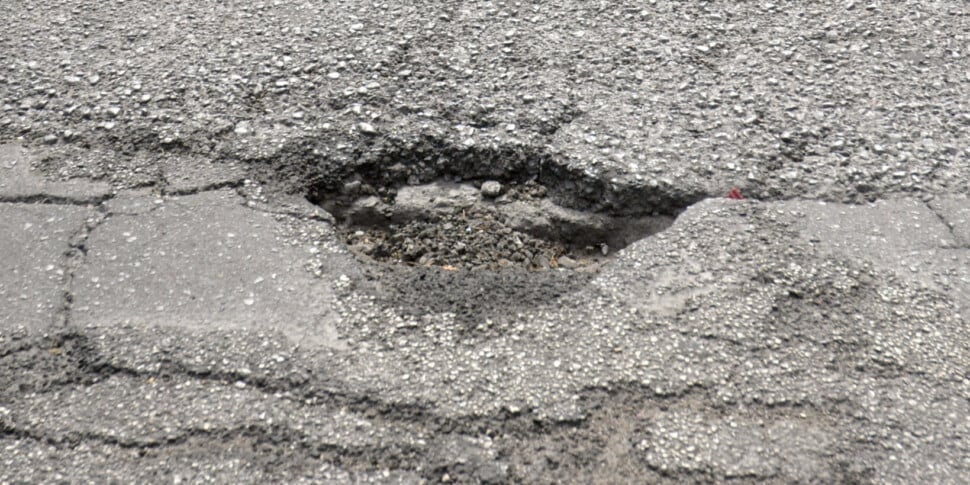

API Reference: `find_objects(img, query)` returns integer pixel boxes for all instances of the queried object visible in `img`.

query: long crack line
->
[926,200,970,249]
[56,202,112,327]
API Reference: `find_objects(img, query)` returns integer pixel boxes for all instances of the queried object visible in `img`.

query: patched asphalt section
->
[358,264,594,332]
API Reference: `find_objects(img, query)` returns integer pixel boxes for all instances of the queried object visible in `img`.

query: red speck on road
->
[727,187,744,200]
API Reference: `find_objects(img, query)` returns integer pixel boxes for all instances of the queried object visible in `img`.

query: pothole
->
[312,178,675,272]
[298,142,695,330]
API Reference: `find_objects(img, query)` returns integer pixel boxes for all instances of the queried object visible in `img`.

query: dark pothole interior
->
[298,144,694,327]
[311,176,676,272]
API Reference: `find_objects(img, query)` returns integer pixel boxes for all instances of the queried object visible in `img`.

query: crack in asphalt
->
[0,420,430,477]
[0,321,925,484]
[0,87,962,485]
[161,178,247,197]
[2,1,968,481]
[1,329,711,429]
[0,193,114,206]
[56,202,110,328]
[926,200,970,249]
[0,331,724,481]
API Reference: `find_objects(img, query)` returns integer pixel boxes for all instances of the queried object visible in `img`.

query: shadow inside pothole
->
[314,179,674,272]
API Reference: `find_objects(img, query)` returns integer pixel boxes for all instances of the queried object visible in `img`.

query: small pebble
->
[480,181,503,198]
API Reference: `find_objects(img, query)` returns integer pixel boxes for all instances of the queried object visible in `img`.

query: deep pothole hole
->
[295,142,697,332]
[310,176,676,272]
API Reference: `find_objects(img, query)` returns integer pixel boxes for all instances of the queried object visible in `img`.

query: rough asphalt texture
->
[1,1,969,483]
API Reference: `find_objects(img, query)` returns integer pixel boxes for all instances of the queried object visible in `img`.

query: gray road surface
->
[1,1,969,483]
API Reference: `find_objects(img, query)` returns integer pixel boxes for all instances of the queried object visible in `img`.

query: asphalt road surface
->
[1,1,969,483]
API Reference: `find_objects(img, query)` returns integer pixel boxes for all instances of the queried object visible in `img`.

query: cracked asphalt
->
[2,1,969,483]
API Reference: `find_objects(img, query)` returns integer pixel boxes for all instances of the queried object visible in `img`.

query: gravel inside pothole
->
[330,179,659,272]
[344,204,604,272]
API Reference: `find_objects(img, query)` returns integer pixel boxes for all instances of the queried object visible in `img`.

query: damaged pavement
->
[2,1,970,483]
[3,147,970,483]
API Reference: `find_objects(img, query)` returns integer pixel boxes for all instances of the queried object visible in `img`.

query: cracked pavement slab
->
[0,202,92,332]
[71,188,347,349]
[2,0,970,483]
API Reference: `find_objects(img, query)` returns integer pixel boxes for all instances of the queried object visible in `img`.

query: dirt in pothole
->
[344,205,606,272]
[327,179,668,272]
